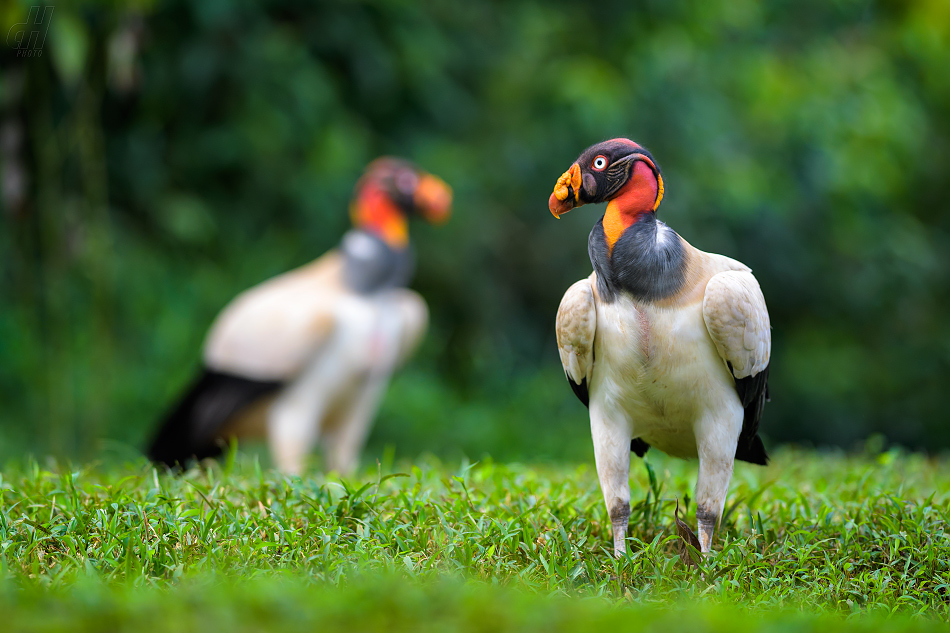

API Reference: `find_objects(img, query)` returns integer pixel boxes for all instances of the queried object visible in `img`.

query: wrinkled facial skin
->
[575,139,649,204]
[364,158,453,224]
[549,139,660,218]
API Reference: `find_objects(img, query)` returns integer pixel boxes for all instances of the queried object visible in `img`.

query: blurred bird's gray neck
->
[341,230,414,294]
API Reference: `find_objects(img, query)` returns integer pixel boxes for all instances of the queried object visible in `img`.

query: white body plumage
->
[196,252,427,475]
[557,253,770,555]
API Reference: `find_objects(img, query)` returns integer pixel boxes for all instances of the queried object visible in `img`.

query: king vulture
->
[148,158,452,475]
[548,139,771,557]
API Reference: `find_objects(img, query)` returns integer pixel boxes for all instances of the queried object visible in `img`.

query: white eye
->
[395,171,419,194]
[592,156,607,171]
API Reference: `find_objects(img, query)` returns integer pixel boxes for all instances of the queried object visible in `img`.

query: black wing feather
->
[731,362,770,465]
[566,375,590,408]
[147,369,283,468]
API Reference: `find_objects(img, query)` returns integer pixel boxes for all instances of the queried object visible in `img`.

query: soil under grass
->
[0,447,947,630]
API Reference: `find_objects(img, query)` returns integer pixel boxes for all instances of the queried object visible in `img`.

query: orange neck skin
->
[602,161,659,254]
[350,182,409,249]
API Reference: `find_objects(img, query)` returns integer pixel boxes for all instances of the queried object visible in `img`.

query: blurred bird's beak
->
[415,174,453,225]
[549,163,582,218]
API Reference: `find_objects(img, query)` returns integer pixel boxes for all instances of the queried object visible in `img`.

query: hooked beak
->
[548,163,582,218]
[414,173,453,225]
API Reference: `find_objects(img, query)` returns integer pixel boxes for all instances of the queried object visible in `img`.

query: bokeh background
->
[1,0,949,465]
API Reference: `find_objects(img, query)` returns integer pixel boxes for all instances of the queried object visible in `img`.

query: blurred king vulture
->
[549,139,771,557]
[148,158,452,475]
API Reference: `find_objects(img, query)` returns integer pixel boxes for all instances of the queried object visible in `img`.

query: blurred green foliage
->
[1,0,949,463]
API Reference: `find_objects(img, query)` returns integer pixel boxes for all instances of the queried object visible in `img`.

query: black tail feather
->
[147,369,283,468]
[732,363,770,466]
[734,433,769,465]
[630,438,651,457]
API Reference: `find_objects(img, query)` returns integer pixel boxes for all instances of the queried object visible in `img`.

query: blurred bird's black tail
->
[147,369,283,468]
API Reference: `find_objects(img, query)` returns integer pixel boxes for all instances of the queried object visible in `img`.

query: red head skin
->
[352,180,410,247]
[548,138,663,252]
[351,159,453,248]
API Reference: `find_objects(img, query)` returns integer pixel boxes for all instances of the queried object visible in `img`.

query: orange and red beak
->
[549,163,582,218]
[414,173,453,225]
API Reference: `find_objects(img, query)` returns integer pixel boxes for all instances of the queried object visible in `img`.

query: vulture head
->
[351,158,452,248]
[548,138,664,219]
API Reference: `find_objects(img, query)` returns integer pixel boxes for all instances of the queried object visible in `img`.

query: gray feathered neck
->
[588,213,687,303]
[341,230,414,294]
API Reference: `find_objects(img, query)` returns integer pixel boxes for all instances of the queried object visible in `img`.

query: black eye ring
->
[591,155,608,171]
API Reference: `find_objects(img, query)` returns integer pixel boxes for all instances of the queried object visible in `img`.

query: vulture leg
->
[693,411,741,553]
[321,307,406,475]
[590,404,632,558]
[268,392,326,476]
[267,353,342,475]
[321,372,391,475]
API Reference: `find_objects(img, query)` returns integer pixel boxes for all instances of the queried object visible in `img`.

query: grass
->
[0,446,948,630]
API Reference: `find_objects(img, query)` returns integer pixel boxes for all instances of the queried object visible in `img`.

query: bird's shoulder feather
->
[701,269,770,378]
[702,268,771,465]
[203,251,345,381]
[556,276,597,400]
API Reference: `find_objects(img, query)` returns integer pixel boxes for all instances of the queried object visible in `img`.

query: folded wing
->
[702,270,771,464]
[556,278,597,407]
[203,252,343,381]
[149,252,343,466]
